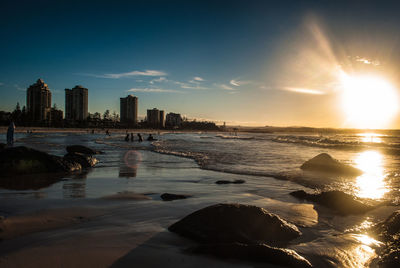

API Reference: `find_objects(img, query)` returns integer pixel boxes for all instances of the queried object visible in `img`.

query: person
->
[106,130,110,136]
[137,133,143,142]
[130,133,134,142]
[147,134,155,141]
[7,121,15,147]
[125,134,129,142]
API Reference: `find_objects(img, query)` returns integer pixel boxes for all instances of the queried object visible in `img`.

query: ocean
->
[0,130,399,267]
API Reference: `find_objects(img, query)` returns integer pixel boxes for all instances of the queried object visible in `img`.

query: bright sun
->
[340,74,399,129]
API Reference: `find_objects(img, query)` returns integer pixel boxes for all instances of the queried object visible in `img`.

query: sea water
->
[1,130,399,267]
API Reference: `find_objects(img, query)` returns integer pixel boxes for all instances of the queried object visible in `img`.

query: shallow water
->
[1,130,399,267]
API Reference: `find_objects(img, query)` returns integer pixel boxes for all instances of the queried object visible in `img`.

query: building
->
[26,79,52,122]
[65,85,88,121]
[166,112,182,128]
[120,95,138,126]
[147,108,165,128]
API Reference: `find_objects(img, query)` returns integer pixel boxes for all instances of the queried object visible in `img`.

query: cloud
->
[175,81,208,90]
[14,84,26,91]
[217,84,234,90]
[193,76,204,82]
[150,77,168,84]
[127,88,183,93]
[230,80,241,86]
[282,87,325,95]
[0,82,4,86]
[82,70,167,79]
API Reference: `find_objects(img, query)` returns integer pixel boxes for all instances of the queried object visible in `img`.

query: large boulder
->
[66,145,103,155]
[64,152,98,168]
[169,203,301,246]
[300,153,362,176]
[290,190,372,215]
[192,243,312,268]
[0,146,81,176]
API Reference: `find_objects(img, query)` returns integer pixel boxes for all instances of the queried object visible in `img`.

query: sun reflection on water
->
[357,133,384,143]
[355,151,388,199]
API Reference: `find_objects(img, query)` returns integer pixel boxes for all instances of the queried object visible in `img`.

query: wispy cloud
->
[81,70,167,79]
[282,87,325,95]
[175,81,208,90]
[14,84,26,91]
[149,77,168,84]
[193,76,204,82]
[230,80,241,87]
[127,88,183,93]
[217,84,235,90]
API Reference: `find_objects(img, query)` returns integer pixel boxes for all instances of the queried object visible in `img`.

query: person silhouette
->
[7,121,15,147]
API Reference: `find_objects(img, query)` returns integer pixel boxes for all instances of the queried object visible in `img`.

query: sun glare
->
[340,74,399,129]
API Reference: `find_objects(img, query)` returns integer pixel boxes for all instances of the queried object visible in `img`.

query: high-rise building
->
[26,79,52,122]
[147,108,164,128]
[65,85,88,121]
[120,95,138,126]
[166,112,183,128]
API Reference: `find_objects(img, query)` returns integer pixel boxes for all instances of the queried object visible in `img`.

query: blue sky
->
[1,0,400,127]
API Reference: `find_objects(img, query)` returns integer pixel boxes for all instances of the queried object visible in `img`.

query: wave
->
[215,134,256,140]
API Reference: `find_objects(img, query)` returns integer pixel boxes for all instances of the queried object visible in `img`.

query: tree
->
[103,109,110,120]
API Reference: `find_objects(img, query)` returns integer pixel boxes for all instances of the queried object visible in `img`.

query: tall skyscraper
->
[147,108,164,128]
[26,79,52,122]
[120,95,138,126]
[65,85,88,121]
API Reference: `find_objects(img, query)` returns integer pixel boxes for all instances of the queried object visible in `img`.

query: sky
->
[1,0,400,128]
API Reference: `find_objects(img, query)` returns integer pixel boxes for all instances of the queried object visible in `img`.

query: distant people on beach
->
[125,134,130,142]
[137,133,143,142]
[130,133,134,142]
[147,134,156,141]
[7,121,15,147]
[106,130,110,136]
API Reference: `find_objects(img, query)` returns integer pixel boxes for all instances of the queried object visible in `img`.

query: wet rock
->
[215,179,245,184]
[64,152,98,168]
[370,210,400,267]
[191,243,312,268]
[66,145,103,155]
[160,193,191,201]
[169,203,301,246]
[300,153,362,176]
[0,146,81,176]
[290,190,372,215]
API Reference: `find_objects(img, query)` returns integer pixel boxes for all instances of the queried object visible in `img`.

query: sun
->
[340,74,399,129]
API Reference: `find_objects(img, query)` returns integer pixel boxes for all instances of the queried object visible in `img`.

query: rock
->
[0,146,81,176]
[64,152,98,168]
[215,179,245,184]
[160,193,191,201]
[290,190,372,215]
[300,153,362,176]
[0,143,6,150]
[370,210,400,267]
[191,243,312,268]
[66,145,103,155]
[169,203,301,246]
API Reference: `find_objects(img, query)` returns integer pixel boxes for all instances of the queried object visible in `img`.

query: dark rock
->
[215,179,245,184]
[290,190,372,215]
[66,145,103,155]
[370,210,400,267]
[169,203,301,246]
[0,146,81,176]
[64,152,98,168]
[161,193,191,201]
[191,243,312,268]
[300,153,362,176]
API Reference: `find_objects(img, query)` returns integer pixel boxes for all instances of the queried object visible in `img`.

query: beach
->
[0,130,399,267]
